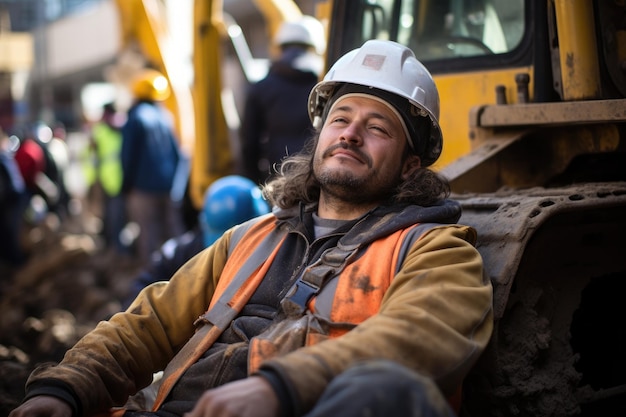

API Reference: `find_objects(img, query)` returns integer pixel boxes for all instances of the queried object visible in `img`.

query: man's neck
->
[317,193,378,220]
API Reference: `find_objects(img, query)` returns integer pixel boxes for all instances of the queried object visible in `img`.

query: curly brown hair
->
[262,134,450,209]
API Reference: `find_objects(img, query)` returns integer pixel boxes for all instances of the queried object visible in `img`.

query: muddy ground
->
[0,206,144,417]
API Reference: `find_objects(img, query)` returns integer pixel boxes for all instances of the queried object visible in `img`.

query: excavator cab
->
[327,0,525,60]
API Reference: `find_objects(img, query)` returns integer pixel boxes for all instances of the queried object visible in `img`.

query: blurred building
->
[0,0,119,131]
[0,0,317,133]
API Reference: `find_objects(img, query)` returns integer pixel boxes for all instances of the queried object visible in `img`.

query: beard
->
[313,144,402,204]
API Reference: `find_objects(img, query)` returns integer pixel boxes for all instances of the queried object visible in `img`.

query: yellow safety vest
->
[92,122,123,196]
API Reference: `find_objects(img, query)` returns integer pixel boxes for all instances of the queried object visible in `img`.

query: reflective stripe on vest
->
[152,215,286,410]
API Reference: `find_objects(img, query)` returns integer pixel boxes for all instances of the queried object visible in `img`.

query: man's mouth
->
[323,143,371,166]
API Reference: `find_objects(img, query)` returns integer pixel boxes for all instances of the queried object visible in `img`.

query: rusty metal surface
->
[473,99,626,128]
[439,130,526,183]
[454,181,626,319]
[443,122,622,194]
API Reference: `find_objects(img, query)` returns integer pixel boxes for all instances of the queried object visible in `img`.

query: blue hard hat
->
[199,175,270,247]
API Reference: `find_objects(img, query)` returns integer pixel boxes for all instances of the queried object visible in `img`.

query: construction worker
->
[12,125,53,224]
[121,69,186,263]
[91,102,128,254]
[0,131,27,267]
[240,15,326,184]
[122,175,270,309]
[10,40,493,417]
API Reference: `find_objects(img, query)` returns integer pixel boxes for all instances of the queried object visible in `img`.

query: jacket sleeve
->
[258,224,494,415]
[23,231,233,416]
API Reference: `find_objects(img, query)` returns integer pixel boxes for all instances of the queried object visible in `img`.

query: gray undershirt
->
[312,213,350,238]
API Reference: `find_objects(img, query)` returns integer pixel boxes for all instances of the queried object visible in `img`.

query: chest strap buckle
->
[288,280,319,310]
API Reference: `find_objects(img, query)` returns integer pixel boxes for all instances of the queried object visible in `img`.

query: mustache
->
[322,142,372,167]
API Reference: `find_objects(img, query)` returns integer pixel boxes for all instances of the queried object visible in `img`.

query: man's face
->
[313,95,419,204]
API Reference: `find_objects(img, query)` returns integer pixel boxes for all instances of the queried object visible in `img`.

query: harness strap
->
[283,223,440,314]
[151,220,286,410]
[282,243,360,314]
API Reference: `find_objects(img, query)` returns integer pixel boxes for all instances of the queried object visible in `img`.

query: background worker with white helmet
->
[121,68,186,264]
[10,40,492,417]
[240,15,326,184]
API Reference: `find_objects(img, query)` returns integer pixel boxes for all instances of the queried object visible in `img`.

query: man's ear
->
[401,154,421,179]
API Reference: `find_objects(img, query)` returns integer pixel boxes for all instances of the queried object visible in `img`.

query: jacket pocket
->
[248,313,329,373]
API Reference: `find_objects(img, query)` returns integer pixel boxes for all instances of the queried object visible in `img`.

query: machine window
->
[355,0,525,62]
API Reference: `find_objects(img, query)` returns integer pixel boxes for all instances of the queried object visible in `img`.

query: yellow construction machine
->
[319,1,626,416]
[112,0,304,209]
[113,0,626,416]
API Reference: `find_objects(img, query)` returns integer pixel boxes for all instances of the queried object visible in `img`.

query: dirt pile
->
[0,213,142,416]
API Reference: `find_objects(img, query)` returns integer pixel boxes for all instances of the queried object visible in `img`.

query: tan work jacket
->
[27,203,494,416]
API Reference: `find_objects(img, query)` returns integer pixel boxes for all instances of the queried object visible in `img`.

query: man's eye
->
[369,125,388,134]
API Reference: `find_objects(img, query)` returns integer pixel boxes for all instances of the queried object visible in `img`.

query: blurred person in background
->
[49,121,72,218]
[12,125,53,225]
[240,15,326,184]
[0,130,28,268]
[91,102,128,254]
[122,175,270,309]
[121,68,186,263]
[30,122,70,220]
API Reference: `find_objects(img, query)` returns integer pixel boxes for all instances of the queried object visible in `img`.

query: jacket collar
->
[272,199,462,247]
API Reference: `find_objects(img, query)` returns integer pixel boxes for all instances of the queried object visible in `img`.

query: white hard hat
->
[308,40,443,166]
[274,16,326,55]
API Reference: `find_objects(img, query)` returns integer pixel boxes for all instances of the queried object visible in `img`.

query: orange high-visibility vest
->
[151,214,455,411]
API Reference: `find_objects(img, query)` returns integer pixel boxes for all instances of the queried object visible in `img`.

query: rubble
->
[0,211,142,416]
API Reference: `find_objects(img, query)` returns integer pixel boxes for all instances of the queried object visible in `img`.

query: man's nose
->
[339,123,363,145]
